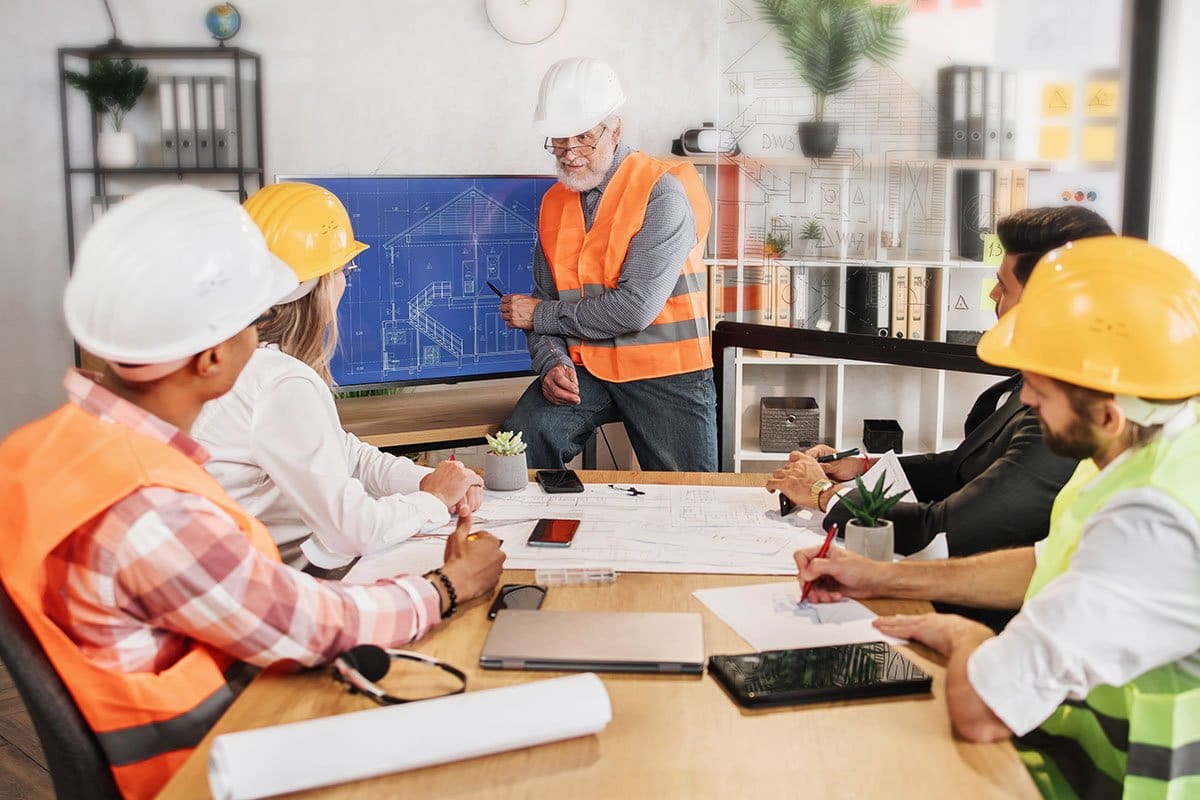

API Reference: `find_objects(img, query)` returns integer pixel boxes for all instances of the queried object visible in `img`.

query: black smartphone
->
[485,280,504,297]
[527,518,580,548]
[535,469,585,494]
[487,584,547,619]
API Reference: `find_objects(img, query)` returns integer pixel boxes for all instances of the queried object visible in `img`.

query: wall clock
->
[485,0,567,44]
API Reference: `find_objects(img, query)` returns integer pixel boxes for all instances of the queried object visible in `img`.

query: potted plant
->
[483,430,528,491]
[840,473,909,561]
[797,219,823,257]
[755,0,906,157]
[65,58,149,168]
[764,232,788,260]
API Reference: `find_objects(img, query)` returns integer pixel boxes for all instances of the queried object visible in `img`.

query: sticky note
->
[1082,125,1117,163]
[910,0,938,11]
[982,234,1005,266]
[1085,81,1120,118]
[1041,84,1074,117]
[981,278,999,311]
[1039,126,1072,161]
[952,0,981,7]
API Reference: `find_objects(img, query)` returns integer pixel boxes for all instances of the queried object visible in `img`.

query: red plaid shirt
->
[43,372,442,673]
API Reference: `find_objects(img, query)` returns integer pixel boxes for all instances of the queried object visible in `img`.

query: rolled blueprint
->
[208,672,612,800]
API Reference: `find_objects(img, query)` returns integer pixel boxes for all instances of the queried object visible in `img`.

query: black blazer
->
[823,375,1079,558]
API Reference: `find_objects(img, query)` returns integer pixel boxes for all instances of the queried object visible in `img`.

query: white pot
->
[844,519,894,562]
[484,452,528,491]
[797,238,818,258]
[98,129,138,168]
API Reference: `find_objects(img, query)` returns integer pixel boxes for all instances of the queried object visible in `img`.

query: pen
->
[779,493,797,517]
[800,524,838,603]
[486,280,504,298]
[816,447,860,463]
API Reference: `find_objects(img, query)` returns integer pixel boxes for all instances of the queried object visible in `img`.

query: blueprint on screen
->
[290,176,557,387]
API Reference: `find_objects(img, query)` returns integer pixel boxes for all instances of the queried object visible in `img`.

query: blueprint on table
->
[345,484,831,584]
[285,175,556,387]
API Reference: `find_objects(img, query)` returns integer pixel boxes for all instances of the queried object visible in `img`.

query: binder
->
[790,267,810,329]
[890,268,909,339]
[1010,168,1029,213]
[906,267,927,341]
[159,77,177,168]
[984,69,1003,160]
[967,66,986,159]
[194,77,213,168]
[1000,72,1018,161]
[845,266,891,337]
[955,169,995,261]
[994,168,1012,221]
[212,77,232,167]
[175,78,195,168]
[937,66,969,159]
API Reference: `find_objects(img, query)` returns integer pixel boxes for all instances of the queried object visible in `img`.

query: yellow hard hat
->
[243,183,368,283]
[977,235,1200,399]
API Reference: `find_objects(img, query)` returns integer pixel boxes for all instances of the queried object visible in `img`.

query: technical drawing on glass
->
[285,175,557,388]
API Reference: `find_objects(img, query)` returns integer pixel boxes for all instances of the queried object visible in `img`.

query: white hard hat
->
[533,57,626,138]
[64,185,298,380]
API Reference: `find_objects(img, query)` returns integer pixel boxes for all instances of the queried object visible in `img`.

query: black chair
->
[0,579,121,799]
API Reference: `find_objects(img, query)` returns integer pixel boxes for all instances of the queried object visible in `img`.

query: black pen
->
[779,493,797,517]
[817,447,860,463]
[486,280,504,298]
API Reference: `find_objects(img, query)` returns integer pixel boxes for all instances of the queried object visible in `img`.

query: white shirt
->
[967,408,1200,736]
[192,347,450,569]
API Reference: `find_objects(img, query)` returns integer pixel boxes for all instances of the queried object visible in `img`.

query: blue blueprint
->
[291,176,556,387]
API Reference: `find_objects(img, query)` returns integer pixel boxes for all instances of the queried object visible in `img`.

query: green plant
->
[800,219,823,241]
[841,473,909,527]
[64,58,149,132]
[755,0,906,123]
[764,232,788,256]
[485,430,527,456]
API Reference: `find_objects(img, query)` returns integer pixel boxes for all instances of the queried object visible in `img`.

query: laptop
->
[480,610,705,674]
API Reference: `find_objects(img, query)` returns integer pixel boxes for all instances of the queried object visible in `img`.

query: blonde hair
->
[257,272,340,385]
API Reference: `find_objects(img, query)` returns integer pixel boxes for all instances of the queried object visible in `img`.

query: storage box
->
[863,419,903,453]
[759,397,820,452]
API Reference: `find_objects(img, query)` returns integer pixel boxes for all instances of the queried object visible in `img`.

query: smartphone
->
[535,469,585,494]
[485,280,504,298]
[487,584,547,619]
[527,518,580,548]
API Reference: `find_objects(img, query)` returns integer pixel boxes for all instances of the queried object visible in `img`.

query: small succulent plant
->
[764,232,788,257]
[485,430,527,456]
[800,219,823,241]
[841,474,909,527]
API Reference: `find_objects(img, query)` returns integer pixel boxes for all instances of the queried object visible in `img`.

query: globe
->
[205,4,241,41]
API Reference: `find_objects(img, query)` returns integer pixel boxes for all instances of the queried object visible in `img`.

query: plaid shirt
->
[43,371,442,673]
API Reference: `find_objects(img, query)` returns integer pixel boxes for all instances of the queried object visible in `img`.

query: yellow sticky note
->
[982,234,1005,266]
[981,278,999,312]
[1082,125,1117,163]
[1042,84,1074,117]
[1085,81,1120,118]
[1039,126,1072,161]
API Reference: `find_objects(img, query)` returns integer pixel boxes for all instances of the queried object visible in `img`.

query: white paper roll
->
[208,672,612,800]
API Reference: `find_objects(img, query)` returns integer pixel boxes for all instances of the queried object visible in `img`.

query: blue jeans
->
[504,366,718,472]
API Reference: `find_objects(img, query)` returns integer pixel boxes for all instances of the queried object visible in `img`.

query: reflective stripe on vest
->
[539,152,713,383]
[0,403,282,800]
[1015,421,1200,799]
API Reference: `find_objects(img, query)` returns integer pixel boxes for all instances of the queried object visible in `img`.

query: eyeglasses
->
[544,126,609,157]
[252,306,279,328]
[332,645,467,706]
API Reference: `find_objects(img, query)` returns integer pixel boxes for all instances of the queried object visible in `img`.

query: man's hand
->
[872,613,993,658]
[419,460,484,510]
[541,363,581,406]
[499,293,540,331]
[438,508,506,604]
[766,453,828,509]
[449,484,483,515]
[794,543,891,603]
[799,445,866,482]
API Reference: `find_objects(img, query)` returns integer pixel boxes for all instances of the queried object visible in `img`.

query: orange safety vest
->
[0,403,281,800]
[539,152,713,383]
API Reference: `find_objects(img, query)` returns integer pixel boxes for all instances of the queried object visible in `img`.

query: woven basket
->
[759,397,820,452]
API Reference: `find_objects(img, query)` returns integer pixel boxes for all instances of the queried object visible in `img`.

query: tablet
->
[708,642,932,708]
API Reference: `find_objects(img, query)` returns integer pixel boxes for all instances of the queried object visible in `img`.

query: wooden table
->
[159,471,1037,799]
[334,378,528,450]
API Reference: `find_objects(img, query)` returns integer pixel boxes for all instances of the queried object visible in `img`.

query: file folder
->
[937,66,969,159]
[194,77,213,168]
[984,69,1003,160]
[1000,72,1018,160]
[906,267,927,341]
[175,78,195,168]
[159,77,177,168]
[890,267,909,339]
[967,66,986,159]
[212,77,231,167]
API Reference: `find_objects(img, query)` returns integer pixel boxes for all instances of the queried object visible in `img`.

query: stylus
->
[486,280,504,297]
[800,524,838,603]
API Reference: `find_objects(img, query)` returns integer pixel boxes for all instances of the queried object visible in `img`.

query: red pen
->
[800,523,838,603]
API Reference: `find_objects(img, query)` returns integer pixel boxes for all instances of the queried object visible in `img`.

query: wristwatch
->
[810,478,835,509]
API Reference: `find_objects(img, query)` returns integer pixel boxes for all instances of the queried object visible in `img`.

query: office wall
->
[0,0,718,434]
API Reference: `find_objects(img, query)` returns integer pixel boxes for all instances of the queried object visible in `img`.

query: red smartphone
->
[527,518,580,548]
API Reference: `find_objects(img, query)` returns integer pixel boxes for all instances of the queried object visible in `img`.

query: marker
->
[486,280,504,298]
[800,524,838,603]
[816,447,860,463]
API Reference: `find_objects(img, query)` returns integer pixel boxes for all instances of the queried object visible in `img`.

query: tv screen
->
[281,175,557,389]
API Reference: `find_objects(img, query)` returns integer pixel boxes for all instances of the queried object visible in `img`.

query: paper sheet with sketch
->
[693,581,903,651]
[345,483,830,584]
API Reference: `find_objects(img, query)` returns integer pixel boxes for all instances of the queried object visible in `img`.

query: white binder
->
[175,78,195,168]
[194,78,213,168]
[158,76,176,167]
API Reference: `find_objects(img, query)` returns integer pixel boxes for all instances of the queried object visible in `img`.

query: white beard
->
[556,144,617,193]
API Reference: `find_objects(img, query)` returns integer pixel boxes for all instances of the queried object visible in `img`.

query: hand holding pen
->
[798,445,870,482]
[800,524,838,603]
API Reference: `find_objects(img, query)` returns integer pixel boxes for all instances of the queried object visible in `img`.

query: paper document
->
[693,581,902,651]
[859,450,913,502]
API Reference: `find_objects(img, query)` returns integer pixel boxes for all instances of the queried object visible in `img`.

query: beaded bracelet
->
[428,568,458,619]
